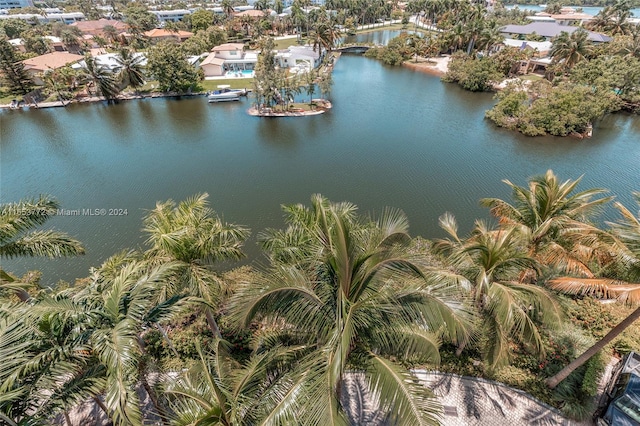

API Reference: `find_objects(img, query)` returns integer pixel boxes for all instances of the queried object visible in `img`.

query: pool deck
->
[205,72,255,80]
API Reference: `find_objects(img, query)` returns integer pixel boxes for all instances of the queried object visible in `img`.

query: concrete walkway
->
[414,371,592,426]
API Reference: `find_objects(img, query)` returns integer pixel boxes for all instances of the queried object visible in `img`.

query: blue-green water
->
[1,53,639,283]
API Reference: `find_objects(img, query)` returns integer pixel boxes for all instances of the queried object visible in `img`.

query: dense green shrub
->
[486,80,620,136]
[571,55,640,113]
[582,352,605,397]
[443,53,503,92]
[364,33,413,66]
[492,365,537,388]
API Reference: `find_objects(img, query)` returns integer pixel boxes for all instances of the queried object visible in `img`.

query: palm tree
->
[166,340,306,425]
[587,6,614,33]
[0,196,84,301]
[142,193,249,338]
[480,170,612,277]
[60,27,83,54]
[550,29,593,70]
[477,20,504,54]
[102,24,120,46]
[221,0,235,18]
[0,259,188,425]
[79,55,120,102]
[545,192,640,388]
[114,47,146,95]
[408,33,427,62]
[230,195,471,424]
[310,20,339,53]
[435,214,562,367]
[618,24,640,58]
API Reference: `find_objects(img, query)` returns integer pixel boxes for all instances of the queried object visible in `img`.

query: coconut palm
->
[408,33,427,62]
[550,29,593,70]
[230,195,471,424]
[0,195,84,261]
[142,193,249,338]
[309,19,339,53]
[221,0,235,18]
[0,196,84,301]
[60,27,83,54]
[480,170,612,277]
[434,214,562,368]
[545,192,640,388]
[79,55,120,101]
[165,340,307,425]
[102,25,120,45]
[114,47,146,95]
[477,20,504,54]
[0,259,188,425]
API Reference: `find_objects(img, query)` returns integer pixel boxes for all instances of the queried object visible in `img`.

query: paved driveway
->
[414,371,592,426]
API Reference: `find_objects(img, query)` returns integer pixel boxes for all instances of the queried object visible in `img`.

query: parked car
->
[596,352,640,426]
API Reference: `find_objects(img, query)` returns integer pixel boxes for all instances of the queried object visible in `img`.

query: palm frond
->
[367,354,441,426]
[548,277,640,305]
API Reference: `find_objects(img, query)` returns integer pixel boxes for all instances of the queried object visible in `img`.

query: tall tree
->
[480,170,612,277]
[146,40,201,93]
[114,47,145,94]
[545,192,640,388]
[189,9,214,33]
[142,193,249,338]
[0,18,29,39]
[1,195,84,300]
[79,54,120,101]
[0,36,33,95]
[230,195,470,424]
[221,0,235,18]
[166,341,304,425]
[60,27,83,54]
[435,215,562,367]
[0,259,188,425]
[550,29,593,71]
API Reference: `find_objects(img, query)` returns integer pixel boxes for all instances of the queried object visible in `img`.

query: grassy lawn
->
[201,78,253,91]
[274,37,301,50]
[137,79,253,93]
[0,94,16,105]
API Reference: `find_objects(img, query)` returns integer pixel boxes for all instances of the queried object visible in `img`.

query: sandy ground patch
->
[403,56,451,76]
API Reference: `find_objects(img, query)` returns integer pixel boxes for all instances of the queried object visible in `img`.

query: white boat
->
[207,85,247,103]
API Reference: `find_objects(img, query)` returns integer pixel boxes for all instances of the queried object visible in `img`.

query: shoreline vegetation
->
[247,98,332,116]
[2,173,640,425]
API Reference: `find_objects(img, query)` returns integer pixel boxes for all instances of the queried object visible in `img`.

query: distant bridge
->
[334,45,376,54]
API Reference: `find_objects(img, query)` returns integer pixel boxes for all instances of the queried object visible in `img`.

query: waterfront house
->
[200,43,258,78]
[500,22,611,43]
[21,51,83,84]
[275,45,324,71]
[144,28,193,43]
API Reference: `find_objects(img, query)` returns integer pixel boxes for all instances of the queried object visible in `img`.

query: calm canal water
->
[1,51,639,283]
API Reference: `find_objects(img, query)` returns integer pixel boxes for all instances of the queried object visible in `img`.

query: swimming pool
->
[225,70,255,78]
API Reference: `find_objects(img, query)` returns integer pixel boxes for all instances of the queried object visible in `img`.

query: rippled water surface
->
[2,51,639,282]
